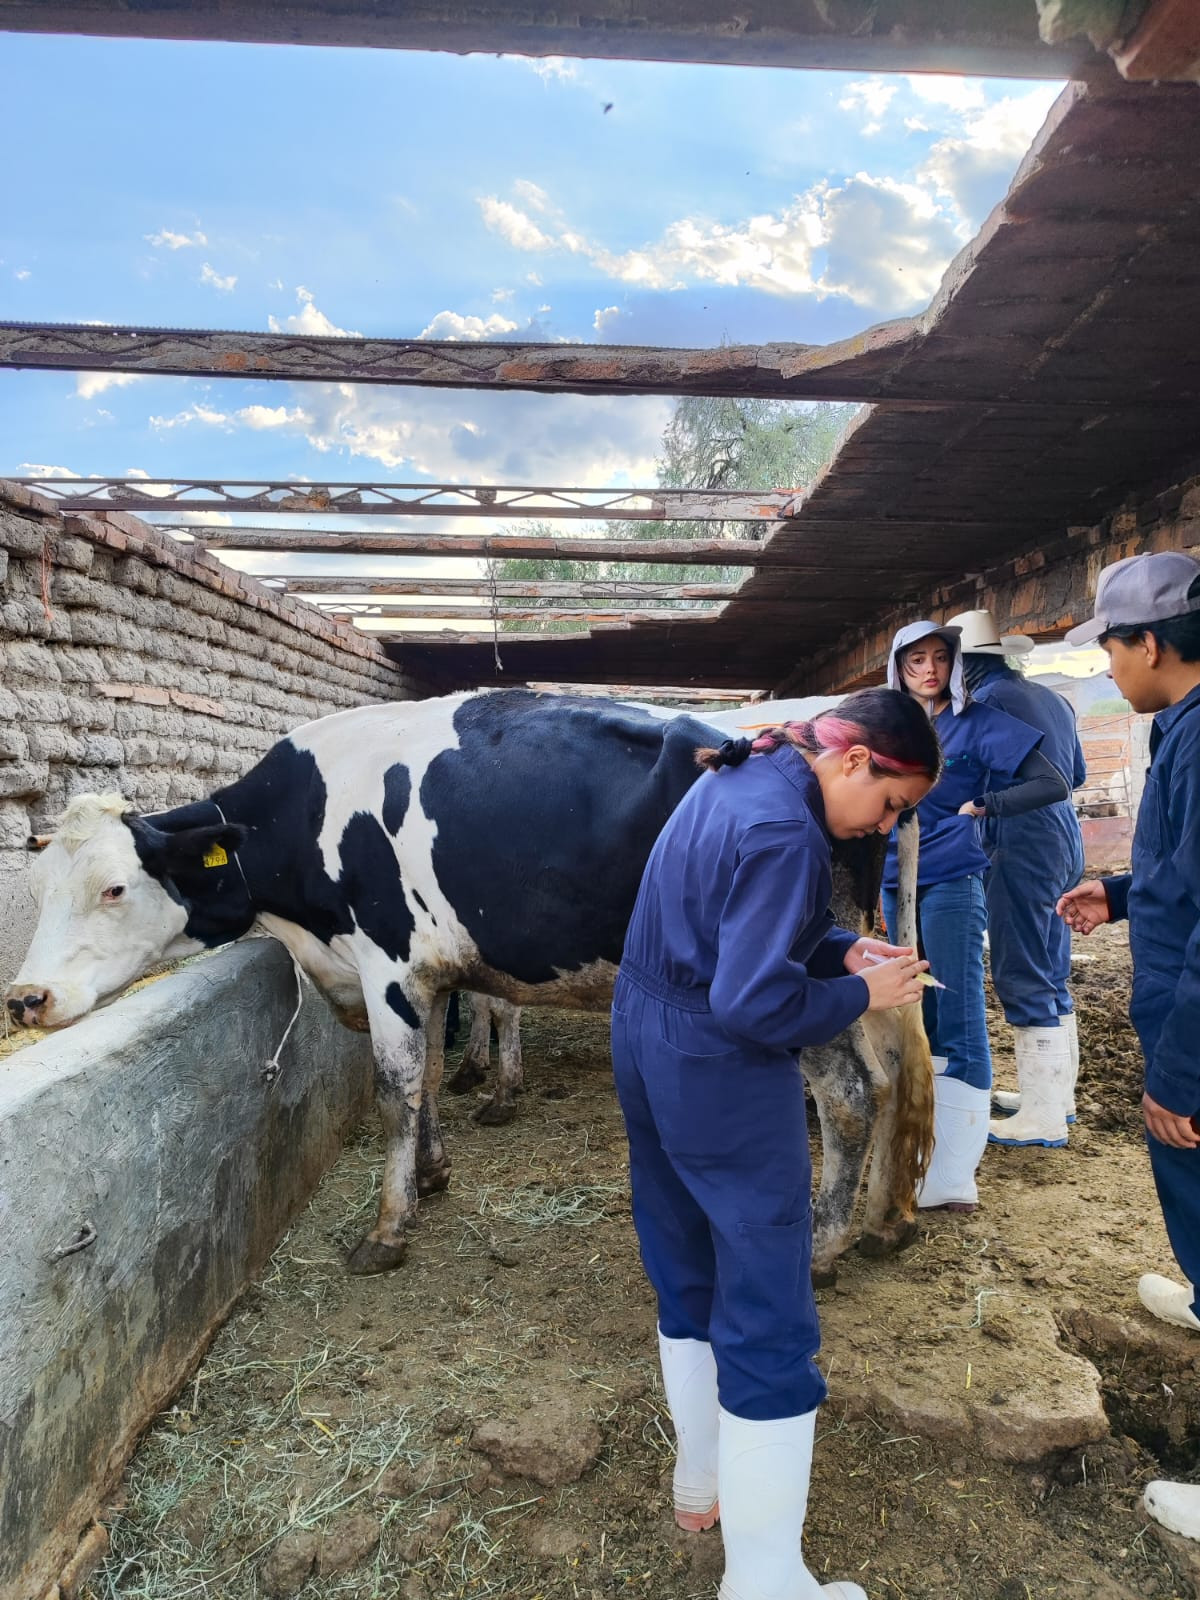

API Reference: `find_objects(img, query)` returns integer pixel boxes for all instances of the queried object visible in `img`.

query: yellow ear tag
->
[202,843,229,869]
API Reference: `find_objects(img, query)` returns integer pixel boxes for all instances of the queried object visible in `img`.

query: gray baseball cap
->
[1065,551,1200,646]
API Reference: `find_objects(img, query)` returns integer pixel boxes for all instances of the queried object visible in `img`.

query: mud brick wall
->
[781,465,1200,695]
[0,481,428,979]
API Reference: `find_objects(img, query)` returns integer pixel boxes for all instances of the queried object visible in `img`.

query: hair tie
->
[718,737,754,767]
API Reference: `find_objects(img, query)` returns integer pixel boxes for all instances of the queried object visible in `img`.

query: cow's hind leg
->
[856,1007,931,1260]
[807,1024,882,1287]
[447,992,492,1095]
[346,981,431,1275]
[418,991,453,1198]
[472,1001,524,1125]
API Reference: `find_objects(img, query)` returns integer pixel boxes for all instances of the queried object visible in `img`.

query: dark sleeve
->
[1102,874,1131,921]
[983,748,1070,818]
[1144,758,1200,1113]
[708,822,869,1051]
[805,925,861,979]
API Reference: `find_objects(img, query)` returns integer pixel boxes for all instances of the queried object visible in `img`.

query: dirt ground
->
[80,929,1200,1600]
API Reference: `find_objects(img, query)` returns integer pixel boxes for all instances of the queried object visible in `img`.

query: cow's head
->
[5,793,245,1030]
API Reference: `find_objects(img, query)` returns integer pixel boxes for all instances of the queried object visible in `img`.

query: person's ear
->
[842,744,871,777]
[1144,633,1163,668]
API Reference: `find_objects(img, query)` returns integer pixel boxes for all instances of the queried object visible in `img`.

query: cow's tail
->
[888,808,935,1207]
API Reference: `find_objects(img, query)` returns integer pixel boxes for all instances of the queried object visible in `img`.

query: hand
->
[1143,1091,1200,1150]
[957,800,986,818]
[844,936,915,976]
[860,953,929,1012]
[1057,880,1110,935]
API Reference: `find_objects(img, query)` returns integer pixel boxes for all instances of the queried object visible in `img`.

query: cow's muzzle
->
[5,989,50,1028]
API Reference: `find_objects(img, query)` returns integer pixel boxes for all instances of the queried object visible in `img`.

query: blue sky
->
[0,34,1067,625]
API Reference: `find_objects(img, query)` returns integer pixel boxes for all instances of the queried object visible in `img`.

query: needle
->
[862,949,946,990]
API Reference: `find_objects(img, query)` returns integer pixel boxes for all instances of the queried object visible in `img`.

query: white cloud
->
[268,286,361,338]
[817,172,961,311]
[237,404,312,429]
[593,306,622,335]
[920,84,1062,233]
[905,74,987,112]
[146,228,208,250]
[418,310,521,341]
[149,403,230,431]
[491,287,515,303]
[268,276,285,291]
[478,196,555,252]
[838,77,898,136]
[14,268,31,281]
[512,179,552,212]
[18,462,80,478]
[521,56,579,82]
[75,371,143,400]
[199,262,237,292]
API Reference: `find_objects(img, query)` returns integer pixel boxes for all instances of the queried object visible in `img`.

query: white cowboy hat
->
[945,608,1035,657]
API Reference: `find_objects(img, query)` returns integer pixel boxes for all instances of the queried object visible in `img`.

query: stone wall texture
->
[0,481,427,979]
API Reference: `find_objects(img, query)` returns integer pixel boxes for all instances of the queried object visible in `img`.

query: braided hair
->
[695,687,943,781]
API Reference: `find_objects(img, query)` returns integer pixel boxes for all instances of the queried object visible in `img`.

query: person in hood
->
[1057,551,1200,1545]
[612,689,940,1600]
[945,608,1087,1151]
[882,620,1069,1211]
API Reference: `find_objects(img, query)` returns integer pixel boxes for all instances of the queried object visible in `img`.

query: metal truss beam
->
[279,577,737,599]
[16,477,804,521]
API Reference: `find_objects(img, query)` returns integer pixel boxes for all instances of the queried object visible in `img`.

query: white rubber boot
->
[658,1330,720,1531]
[993,1014,1079,1123]
[1138,1273,1200,1331]
[917,1074,990,1212]
[987,1026,1070,1147]
[717,1407,867,1600]
[1144,1481,1200,1539]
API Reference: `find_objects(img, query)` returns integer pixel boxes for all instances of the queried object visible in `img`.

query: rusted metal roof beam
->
[280,577,739,599]
[0,1,1090,78]
[15,476,807,520]
[186,528,775,562]
[527,683,759,703]
[317,604,720,623]
[376,629,604,644]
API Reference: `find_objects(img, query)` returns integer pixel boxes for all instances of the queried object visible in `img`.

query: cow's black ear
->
[125,815,246,877]
[26,834,52,853]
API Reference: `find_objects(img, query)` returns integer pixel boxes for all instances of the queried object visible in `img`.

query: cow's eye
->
[102,885,126,903]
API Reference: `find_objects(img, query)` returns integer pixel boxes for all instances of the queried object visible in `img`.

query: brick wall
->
[779,464,1200,695]
[0,481,429,979]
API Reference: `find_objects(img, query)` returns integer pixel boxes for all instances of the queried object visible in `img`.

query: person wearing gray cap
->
[1057,550,1200,1541]
[945,609,1088,1150]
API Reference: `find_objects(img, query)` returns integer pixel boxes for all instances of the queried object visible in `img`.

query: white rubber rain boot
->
[1138,1273,1200,1332]
[987,1026,1070,1147]
[917,1073,990,1212]
[1144,1481,1200,1539]
[993,1014,1079,1123]
[717,1407,867,1600]
[658,1330,720,1531]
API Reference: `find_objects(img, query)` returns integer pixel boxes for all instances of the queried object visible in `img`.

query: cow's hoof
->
[472,1097,516,1127]
[447,1061,487,1095]
[346,1235,408,1275]
[857,1217,919,1259]
[811,1264,838,1291]
[417,1162,452,1197]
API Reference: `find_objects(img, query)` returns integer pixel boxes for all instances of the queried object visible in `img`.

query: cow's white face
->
[6,801,196,1029]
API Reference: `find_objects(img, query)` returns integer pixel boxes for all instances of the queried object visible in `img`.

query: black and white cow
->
[6,689,932,1281]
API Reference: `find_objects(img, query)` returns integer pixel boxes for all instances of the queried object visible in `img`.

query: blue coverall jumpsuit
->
[611,746,869,1421]
[1103,684,1200,1314]
[970,661,1087,1028]
[881,701,1041,1089]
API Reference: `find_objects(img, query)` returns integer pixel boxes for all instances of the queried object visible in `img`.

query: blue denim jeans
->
[883,874,992,1090]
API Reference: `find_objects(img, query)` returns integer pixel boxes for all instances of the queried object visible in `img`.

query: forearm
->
[984,749,1069,818]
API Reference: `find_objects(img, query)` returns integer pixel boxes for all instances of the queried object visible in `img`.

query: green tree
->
[495,397,856,627]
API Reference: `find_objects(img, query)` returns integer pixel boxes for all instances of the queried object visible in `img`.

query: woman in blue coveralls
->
[1057,552,1200,1543]
[882,621,1070,1213]
[944,608,1087,1150]
[611,688,941,1600]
